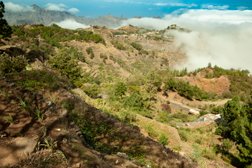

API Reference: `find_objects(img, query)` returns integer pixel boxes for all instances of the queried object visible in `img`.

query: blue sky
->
[3,0,252,17]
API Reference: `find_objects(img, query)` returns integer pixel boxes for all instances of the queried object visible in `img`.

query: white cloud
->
[45,3,80,14]
[121,10,252,72]
[53,19,90,30]
[202,4,229,10]
[104,0,145,5]
[45,3,66,11]
[68,8,80,14]
[104,0,197,7]
[154,2,197,8]
[5,2,34,12]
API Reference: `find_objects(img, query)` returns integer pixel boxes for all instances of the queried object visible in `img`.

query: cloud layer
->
[53,19,90,30]
[45,3,80,14]
[122,10,252,72]
[5,2,34,12]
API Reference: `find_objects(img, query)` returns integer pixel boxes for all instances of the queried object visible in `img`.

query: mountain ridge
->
[4,4,124,28]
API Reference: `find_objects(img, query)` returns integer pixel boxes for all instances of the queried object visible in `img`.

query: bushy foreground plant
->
[216,97,252,167]
[0,54,27,75]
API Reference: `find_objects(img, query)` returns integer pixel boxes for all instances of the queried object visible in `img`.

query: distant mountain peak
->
[31,4,42,11]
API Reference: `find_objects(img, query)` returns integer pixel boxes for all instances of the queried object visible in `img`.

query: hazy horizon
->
[3,0,252,17]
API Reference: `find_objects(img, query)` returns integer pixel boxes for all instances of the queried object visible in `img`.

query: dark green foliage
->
[165,78,215,100]
[61,99,75,111]
[158,134,168,146]
[16,70,68,91]
[69,112,124,154]
[82,84,100,98]
[69,110,147,160]
[0,1,12,38]
[217,97,252,166]
[202,66,250,79]
[123,92,145,110]
[219,139,233,153]
[48,47,83,87]
[12,25,105,46]
[0,54,27,75]
[114,82,127,97]
[78,31,105,44]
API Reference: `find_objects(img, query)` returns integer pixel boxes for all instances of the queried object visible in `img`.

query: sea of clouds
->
[52,19,90,30]
[121,10,252,72]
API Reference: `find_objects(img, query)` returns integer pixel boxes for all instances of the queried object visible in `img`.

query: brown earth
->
[179,75,230,96]
[178,71,230,96]
[0,74,195,168]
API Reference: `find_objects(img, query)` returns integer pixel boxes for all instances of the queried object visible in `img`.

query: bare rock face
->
[0,136,38,166]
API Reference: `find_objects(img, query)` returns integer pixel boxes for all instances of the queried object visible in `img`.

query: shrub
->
[114,82,127,97]
[48,47,83,87]
[0,54,27,75]
[120,111,137,123]
[123,92,144,110]
[16,70,68,91]
[78,31,105,44]
[158,134,168,146]
[217,97,252,166]
[112,40,126,50]
[82,84,100,98]
[164,78,215,100]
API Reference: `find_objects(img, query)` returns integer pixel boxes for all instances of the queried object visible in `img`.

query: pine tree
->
[0,1,12,38]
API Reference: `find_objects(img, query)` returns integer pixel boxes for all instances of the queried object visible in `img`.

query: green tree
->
[48,47,83,87]
[0,1,12,38]
[114,82,127,97]
[217,97,252,166]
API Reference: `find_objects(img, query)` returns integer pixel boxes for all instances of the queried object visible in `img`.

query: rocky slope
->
[0,24,196,167]
[0,72,194,167]
[1,24,247,168]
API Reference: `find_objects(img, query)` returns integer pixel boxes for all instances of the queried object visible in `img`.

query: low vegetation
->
[112,40,126,50]
[48,47,84,87]
[0,54,27,75]
[12,24,105,47]
[164,78,216,100]
[194,66,252,102]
